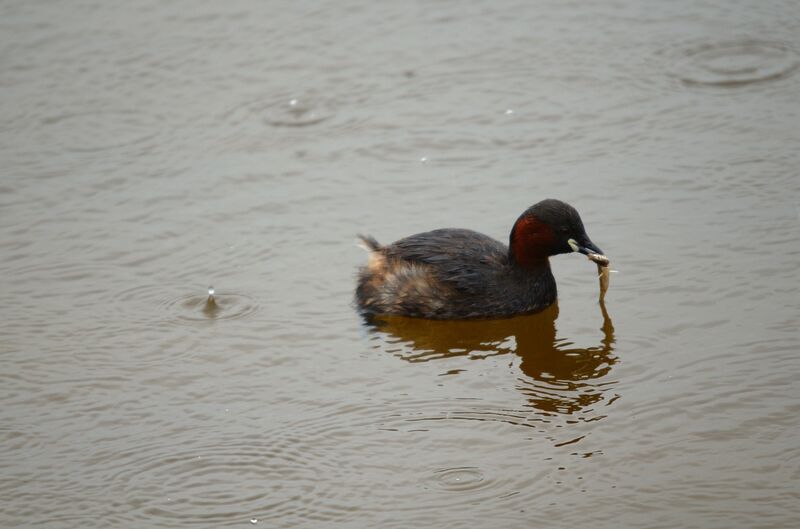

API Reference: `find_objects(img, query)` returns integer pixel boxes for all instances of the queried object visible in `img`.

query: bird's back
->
[356,229,555,319]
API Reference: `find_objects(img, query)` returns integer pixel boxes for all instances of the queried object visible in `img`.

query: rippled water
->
[2,0,799,528]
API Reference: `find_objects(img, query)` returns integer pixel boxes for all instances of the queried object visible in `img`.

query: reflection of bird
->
[365,302,616,415]
[356,199,607,319]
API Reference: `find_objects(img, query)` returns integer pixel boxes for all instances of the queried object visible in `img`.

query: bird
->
[355,199,607,319]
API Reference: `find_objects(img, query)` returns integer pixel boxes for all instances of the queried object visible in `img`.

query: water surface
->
[2,0,799,528]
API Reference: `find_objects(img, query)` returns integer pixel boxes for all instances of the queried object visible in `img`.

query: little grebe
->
[355,199,607,319]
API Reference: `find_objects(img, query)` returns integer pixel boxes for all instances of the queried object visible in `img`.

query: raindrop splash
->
[431,467,486,491]
[204,286,218,315]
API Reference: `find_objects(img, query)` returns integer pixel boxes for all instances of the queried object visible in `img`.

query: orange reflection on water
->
[365,303,617,417]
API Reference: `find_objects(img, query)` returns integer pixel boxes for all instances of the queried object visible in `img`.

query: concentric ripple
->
[219,91,375,154]
[102,435,327,527]
[263,97,331,128]
[168,292,261,325]
[89,400,553,527]
[112,285,261,327]
[670,40,798,87]
[226,95,337,130]
[429,467,487,492]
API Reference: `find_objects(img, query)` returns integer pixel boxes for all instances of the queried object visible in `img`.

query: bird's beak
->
[568,238,607,263]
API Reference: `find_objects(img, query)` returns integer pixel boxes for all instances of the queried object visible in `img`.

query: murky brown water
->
[2,0,799,527]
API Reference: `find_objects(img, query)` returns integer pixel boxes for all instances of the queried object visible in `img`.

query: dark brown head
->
[509,199,604,268]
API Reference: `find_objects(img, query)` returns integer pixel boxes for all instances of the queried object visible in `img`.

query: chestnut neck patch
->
[509,215,557,268]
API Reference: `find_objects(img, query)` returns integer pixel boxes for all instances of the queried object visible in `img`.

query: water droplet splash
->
[261,97,328,127]
[205,285,218,315]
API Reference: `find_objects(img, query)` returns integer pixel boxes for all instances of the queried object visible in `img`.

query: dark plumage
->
[355,199,605,320]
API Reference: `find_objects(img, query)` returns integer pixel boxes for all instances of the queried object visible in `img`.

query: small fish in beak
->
[568,238,610,300]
